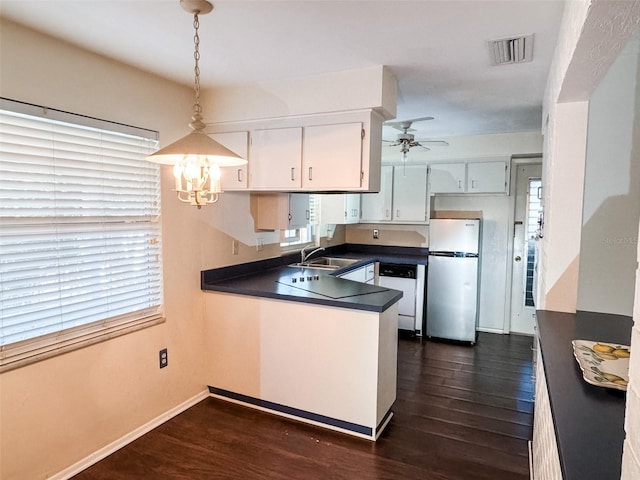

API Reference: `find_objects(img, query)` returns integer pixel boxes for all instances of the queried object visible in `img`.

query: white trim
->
[477,326,506,334]
[208,392,382,441]
[48,389,209,480]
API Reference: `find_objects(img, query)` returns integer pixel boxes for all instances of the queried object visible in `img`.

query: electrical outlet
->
[256,237,264,251]
[373,229,379,239]
[232,240,239,255]
[159,348,168,369]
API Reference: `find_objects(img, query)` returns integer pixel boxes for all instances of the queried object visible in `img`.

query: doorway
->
[510,162,542,334]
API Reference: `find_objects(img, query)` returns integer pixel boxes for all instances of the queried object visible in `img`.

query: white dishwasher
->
[378,263,426,334]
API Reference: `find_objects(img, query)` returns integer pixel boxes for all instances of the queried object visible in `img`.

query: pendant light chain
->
[189,11,205,131]
[193,12,201,117]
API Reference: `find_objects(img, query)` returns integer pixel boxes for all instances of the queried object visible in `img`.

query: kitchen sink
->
[289,256,360,270]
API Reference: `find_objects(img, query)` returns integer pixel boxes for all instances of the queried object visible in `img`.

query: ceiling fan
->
[383,116,448,160]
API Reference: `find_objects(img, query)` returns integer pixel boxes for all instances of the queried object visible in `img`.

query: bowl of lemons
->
[572,340,630,391]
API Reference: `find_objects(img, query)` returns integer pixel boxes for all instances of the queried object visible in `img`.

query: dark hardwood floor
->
[73,332,534,479]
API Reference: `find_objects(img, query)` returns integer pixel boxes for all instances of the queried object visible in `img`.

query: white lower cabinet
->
[254,193,310,230]
[338,262,375,284]
[532,351,563,480]
[360,164,429,224]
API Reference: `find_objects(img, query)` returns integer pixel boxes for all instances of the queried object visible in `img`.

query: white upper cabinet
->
[302,123,364,190]
[360,165,393,222]
[392,164,429,223]
[428,162,466,193]
[429,158,510,194]
[208,109,383,193]
[210,131,250,190]
[249,127,302,190]
[320,194,360,224]
[360,164,429,224]
[254,193,310,230]
[467,161,508,193]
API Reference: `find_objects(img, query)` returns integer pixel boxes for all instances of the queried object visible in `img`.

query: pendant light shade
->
[147,130,246,166]
[146,0,246,207]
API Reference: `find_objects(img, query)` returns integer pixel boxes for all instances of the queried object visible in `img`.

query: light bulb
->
[183,158,201,181]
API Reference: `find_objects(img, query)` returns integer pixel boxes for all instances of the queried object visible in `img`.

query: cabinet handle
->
[458,179,462,190]
[396,209,400,218]
[385,209,390,218]
[471,179,476,188]
[306,209,310,220]
[291,167,295,181]
[237,169,242,182]
[344,210,348,218]
[308,167,313,181]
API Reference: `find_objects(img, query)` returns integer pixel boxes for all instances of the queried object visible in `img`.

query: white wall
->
[202,65,397,123]
[578,33,640,315]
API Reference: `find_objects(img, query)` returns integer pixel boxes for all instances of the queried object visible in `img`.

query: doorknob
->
[515,256,522,262]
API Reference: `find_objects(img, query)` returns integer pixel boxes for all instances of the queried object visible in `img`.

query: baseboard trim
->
[49,389,209,480]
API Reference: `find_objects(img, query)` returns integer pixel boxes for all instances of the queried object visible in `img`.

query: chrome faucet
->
[301,246,325,263]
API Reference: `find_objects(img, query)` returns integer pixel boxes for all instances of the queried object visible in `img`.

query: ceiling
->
[0,0,566,141]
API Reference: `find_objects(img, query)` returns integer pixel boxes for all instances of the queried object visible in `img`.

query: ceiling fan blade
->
[416,140,449,146]
[416,144,431,151]
[405,116,435,123]
[385,116,435,132]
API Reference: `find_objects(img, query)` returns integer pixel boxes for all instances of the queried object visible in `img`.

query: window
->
[525,178,542,307]
[0,99,162,371]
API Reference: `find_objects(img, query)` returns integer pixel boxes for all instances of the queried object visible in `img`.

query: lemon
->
[593,343,615,353]
[612,348,630,358]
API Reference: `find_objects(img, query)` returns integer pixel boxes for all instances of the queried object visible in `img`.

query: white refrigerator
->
[426,219,481,344]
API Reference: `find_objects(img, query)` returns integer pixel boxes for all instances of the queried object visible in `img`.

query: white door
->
[510,163,542,334]
[360,165,393,221]
[467,161,508,193]
[210,131,249,190]
[392,164,428,222]
[428,162,466,193]
[302,122,363,190]
[250,127,302,189]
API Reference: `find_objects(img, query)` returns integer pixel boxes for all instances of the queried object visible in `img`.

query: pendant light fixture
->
[146,0,246,208]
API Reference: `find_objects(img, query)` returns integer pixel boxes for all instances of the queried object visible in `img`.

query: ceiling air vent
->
[489,34,534,65]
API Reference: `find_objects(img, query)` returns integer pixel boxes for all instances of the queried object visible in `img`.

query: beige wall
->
[0,19,280,479]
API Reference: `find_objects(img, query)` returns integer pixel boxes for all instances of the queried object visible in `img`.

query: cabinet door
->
[254,193,308,230]
[210,132,249,190]
[428,162,466,193]
[319,194,360,224]
[467,161,508,193]
[302,122,363,190]
[250,127,302,189]
[345,194,361,222]
[339,266,367,282]
[288,194,310,228]
[360,165,393,222]
[392,164,428,223]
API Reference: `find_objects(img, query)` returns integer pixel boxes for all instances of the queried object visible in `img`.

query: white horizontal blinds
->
[0,102,161,348]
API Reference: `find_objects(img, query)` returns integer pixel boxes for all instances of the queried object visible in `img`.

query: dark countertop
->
[201,244,428,313]
[536,310,632,480]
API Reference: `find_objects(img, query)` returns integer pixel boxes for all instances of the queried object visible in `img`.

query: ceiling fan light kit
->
[383,116,448,162]
[146,0,247,208]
